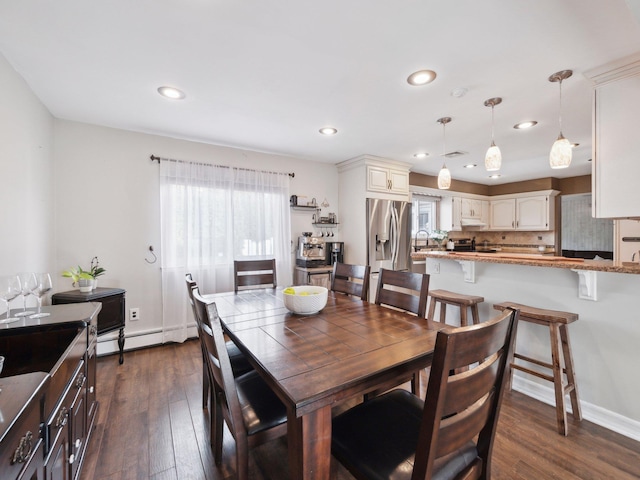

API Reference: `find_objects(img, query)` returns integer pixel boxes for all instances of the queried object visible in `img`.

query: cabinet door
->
[489,199,515,230]
[516,196,548,230]
[388,169,409,194]
[366,166,391,193]
[593,72,640,218]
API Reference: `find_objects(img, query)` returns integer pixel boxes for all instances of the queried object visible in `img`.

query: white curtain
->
[159,159,292,343]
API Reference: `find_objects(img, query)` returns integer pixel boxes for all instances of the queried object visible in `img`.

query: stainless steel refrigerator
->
[366,198,412,274]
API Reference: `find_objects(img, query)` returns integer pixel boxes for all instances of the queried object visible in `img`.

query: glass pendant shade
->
[549,134,572,169]
[437,165,451,189]
[485,142,502,171]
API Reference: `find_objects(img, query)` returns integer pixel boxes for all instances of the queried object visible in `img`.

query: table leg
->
[118,327,125,364]
[287,405,332,480]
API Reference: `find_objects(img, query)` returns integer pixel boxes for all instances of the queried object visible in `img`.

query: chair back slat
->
[374,268,429,318]
[234,259,277,292]
[411,307,519,480]
[331,262,371,301]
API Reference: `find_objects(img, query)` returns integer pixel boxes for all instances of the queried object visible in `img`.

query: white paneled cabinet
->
[489,192,557,231]
[460,197,486,220]
[489,199,516,230]
[585,53,640,218]
[367,165,409,195]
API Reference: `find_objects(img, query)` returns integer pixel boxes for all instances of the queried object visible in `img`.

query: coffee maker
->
[296,234,326,267]
[324,241,344,266]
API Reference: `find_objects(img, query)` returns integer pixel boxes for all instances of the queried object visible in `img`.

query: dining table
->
[207,287,446,480]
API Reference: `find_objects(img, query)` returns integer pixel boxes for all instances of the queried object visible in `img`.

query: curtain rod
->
[150,154,295,178]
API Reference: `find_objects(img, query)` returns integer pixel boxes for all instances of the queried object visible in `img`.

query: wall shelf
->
[291,205,319,211]
[313,223,339,227]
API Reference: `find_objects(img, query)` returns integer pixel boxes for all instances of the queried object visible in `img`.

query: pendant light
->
[437,117,452,190]
[484,97,502,171]
[548,69,573,169]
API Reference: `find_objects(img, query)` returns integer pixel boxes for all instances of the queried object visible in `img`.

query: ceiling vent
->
[443,150,467,158]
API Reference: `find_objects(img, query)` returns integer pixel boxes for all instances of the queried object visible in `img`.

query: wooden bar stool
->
[427,289,484,326]
[493,301,581,436]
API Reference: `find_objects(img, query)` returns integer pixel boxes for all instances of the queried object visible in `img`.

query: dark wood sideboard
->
[52,287,126,364]
[0,303,100,480]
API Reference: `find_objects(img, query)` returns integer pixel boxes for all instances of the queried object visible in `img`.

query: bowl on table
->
[283,286,328,315]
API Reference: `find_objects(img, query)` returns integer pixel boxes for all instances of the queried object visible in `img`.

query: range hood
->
[460,218,488,228]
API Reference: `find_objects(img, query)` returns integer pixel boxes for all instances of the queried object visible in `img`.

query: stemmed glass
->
[15,272,36,317]
[0,275,22,324]
[30,273,52,319]
[0,355,4,393]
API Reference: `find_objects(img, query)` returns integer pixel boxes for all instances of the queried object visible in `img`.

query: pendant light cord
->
[442,121,447,167]
[558,79,563,136]
[491,104,496,144]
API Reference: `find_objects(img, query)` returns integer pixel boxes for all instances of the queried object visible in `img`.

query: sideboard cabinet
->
[52,288,126,364]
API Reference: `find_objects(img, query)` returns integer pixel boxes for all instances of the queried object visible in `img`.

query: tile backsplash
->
[448,231,556,250]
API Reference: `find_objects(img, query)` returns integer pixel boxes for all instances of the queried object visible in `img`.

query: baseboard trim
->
[512,374,640,442]
[96,326,198,357]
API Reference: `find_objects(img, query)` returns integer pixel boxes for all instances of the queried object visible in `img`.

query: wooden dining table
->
[207,287,445,480]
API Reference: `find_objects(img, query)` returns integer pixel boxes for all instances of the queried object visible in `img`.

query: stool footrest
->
[511,363,554,383]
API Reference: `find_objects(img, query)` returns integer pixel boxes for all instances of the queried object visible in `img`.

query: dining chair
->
[375,268,429,318]
[196,295,288,480]
[186,274,252,409]
[332,307,519,480]
[370,268,430,395]
[331,262,371,301]
[234,259,277,292]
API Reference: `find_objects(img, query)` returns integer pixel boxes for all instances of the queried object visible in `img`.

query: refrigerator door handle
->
[390,206,398,269]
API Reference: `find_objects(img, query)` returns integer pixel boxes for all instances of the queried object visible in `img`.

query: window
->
[412,194,439,235]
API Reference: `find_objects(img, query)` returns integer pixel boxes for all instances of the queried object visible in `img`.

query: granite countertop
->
[411,250,640,274]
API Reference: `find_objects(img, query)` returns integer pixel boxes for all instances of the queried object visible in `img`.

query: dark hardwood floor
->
[82,339,640,480]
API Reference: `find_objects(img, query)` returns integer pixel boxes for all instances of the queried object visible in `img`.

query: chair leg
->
[460,306,469,327]
[471,305,481,325]
[439,301,446,323]
[236,441,250,480]
[202,359,209,409]
[427,297,436,321]
[560,324,582,421]
[550,323,569,436]
[410,370,420,395]
[213,390,224,464]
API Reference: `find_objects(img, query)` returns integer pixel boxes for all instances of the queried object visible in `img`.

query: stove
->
[452,238,475,252]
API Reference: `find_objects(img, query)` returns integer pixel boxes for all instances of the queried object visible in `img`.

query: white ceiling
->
[1,0,639,185]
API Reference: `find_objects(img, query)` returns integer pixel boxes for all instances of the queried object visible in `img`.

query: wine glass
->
[15,272,36,317]
[30,273,52,319]
[0,275,22,324]
[0,355,4,393]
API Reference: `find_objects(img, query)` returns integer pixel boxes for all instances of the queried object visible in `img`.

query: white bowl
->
[283,286,328,315]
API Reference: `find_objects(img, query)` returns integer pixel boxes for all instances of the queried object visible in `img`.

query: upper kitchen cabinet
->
[440,195,489,231]
[489,191,558,231]
[366,164,410,195]
[585,52,640,219]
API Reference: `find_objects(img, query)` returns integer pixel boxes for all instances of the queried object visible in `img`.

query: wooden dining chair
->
[186,274,252,409]
[370,268,430,395]
[331,262,371,301]
[195,295,288,480]
[332,307,519,480]
[234,259,277,292]
[375,268,429,318]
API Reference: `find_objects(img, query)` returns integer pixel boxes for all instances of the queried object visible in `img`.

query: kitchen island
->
[411,250,640,442]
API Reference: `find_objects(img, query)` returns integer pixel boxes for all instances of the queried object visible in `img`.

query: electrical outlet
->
[129,307,140,321]
[432,262,440,274]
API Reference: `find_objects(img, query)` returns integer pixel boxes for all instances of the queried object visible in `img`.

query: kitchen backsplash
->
[447,231,556,251]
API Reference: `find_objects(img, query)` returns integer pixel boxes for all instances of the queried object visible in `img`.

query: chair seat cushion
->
[226,340,253,377]
[235,370,287,436]
[332,389,479,480]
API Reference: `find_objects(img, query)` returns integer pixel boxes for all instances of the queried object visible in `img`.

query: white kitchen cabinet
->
[460,197,486,220]
[585,53,640,219]
[367,165,409,195]
[489,198,516,230]
[440,196,462,231]
[489,192,557,231]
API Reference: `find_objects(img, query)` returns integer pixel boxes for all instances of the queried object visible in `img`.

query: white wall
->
[425,257,640,439]
[0,53,54,295]
[52,120,339,350]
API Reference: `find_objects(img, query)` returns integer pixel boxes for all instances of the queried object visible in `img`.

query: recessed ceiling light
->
[319,127,337,135]
[157,86,186,100]
[463,163,477,169]
[407,70,437,86]
[413,152,429,158]
[513,121,537,129]
[489,174,501,179]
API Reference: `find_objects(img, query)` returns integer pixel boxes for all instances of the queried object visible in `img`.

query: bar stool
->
[427,289,484,326]
[493,301,581,436]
